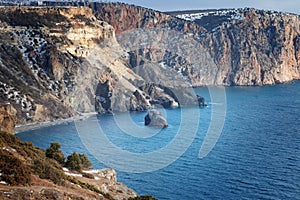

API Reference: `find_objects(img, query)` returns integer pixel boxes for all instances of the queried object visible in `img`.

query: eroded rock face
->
[145,109,168,128]
[0,6,187,124]
[0,103,16,134]
[94,3,300,86]
[0,5,208,125]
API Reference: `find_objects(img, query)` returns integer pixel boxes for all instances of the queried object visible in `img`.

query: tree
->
[79,153,92,169]
[65,152,82,172]
[45,142,65,165]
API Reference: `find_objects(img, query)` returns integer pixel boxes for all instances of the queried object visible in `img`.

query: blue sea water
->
[17,81,300,199]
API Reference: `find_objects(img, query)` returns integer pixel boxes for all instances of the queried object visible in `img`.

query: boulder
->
[144,109,168,128]
[197,95,207,107]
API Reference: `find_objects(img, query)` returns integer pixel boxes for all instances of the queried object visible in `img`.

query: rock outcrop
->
[145,109,168,128]
[0,103,16,134]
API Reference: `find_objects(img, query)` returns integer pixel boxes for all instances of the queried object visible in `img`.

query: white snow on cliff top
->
[175,8,294,22]
[176,9,246,22]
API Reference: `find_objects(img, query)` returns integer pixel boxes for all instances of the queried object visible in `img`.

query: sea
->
[17,81,300,200]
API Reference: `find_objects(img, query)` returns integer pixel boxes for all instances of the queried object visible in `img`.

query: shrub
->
[0,149,31,186]
[33,158,66,185]
[45,142,65,165]
[65,152,82,172]
[79,153,92,169]
[65,152,92,172]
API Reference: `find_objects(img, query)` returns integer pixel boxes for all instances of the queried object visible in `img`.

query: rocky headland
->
[0,2,299,125]
[0,4,205,126]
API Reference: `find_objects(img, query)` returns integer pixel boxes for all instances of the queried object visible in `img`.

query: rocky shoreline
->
[15,112,97,134]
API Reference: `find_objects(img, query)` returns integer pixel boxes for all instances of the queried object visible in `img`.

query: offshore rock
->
[145,109,168,128]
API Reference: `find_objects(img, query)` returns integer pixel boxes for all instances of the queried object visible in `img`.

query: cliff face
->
[0,6,201,124]
[2,3,298,124]
[0,104,16,134]
[95,3,300,86]
[0,6,131,123]
[200,9,300,85]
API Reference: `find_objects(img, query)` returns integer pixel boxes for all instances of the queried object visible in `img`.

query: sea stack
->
[144,109,168,128]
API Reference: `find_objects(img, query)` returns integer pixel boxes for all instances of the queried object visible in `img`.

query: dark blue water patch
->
[17,81,300,200]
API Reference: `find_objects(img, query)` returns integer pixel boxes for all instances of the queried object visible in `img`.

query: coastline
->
[15,112,98,134]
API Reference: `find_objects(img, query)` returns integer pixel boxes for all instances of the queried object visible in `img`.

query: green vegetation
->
[0,133,66,185]
[65,152,82,172]
[79,153,92,169]
[33,157,66,185]
[0,132,92,186]
[65,152,92,172]
[129,195,158,200]
[45,142,92,172]
[0,148,31,186]
[0,132,66,186]
[0,132,150,199]
[45,142,65,165]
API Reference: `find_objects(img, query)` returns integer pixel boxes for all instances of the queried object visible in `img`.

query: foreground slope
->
[0,130,138,200]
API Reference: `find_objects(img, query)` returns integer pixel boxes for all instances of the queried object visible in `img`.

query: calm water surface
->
[18,81,300,200]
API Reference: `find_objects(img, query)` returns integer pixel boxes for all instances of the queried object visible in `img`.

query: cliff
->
[94,3,300,86]
[2,3,298,124]
[0,6,203,125]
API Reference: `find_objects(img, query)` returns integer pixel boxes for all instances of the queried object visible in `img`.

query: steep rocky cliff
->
[2,2,298,124]
[94,3,300,86]
[0,6,202,125]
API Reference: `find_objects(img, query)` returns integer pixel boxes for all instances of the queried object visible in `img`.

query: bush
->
[33,158,66,185]
[0,149,31,186]
[65,152,82,172]
[65,152,92,172]
[79,153,92,169]
[45,142,65,165]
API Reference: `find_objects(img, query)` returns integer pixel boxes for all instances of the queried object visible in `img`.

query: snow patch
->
[0,81,34,113]
[64,172,83,177]
[62,167,69,172]
[176,9,245,22]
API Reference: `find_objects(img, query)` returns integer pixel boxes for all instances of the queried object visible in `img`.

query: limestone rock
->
[0,5,207,126]
[0,103,17,134]
[145,109,168,128]
[96,3,300,86]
